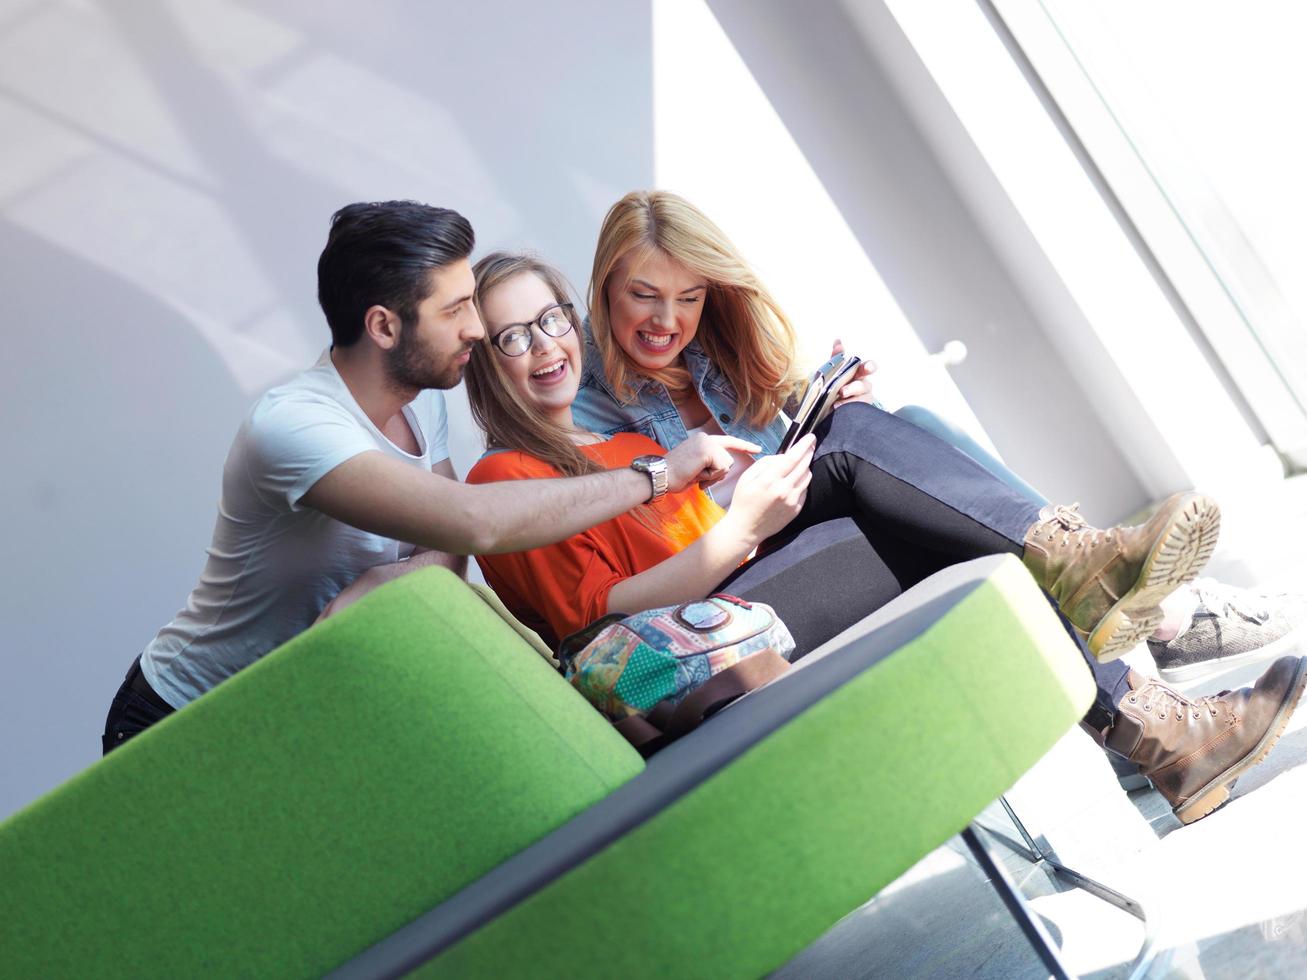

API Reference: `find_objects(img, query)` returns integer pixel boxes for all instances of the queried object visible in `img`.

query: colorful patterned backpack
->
[557,595,794,755]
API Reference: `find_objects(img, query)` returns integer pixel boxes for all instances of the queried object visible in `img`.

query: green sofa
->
[0,553,1093,978]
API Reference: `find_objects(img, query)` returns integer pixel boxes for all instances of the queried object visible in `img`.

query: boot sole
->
[1173,655,1307,825]
[1088,493,1221,663]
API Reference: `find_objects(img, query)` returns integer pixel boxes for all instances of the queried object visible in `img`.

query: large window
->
[992,0,1307,468]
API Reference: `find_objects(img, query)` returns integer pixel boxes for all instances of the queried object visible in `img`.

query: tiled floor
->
[775,475,1307,978]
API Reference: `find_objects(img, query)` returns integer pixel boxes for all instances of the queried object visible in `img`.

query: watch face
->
[630,454,669,500]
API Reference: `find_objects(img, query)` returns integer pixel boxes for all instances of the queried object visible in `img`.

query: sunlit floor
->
[775,475,1307,979]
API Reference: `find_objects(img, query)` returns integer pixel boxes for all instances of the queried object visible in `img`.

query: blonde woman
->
[577,191,1307,679]
[578,192,1222,651]
[465,250,1304,825]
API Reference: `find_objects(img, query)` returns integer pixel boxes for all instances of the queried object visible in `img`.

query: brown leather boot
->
[1105,656,1307,824]
[1023,492,1220,662]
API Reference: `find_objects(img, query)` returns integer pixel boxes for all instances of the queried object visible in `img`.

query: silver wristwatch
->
[629,454,669,502]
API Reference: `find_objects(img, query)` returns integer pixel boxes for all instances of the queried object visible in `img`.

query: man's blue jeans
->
[102,656,174,755]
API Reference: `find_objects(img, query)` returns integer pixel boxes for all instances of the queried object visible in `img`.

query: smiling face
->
[605,249,708,373]
[478,270,582,426]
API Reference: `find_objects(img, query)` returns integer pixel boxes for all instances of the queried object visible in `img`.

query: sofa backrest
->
[0,567,643,978]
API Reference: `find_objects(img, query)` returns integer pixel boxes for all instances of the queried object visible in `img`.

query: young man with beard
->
[102,201,748,753]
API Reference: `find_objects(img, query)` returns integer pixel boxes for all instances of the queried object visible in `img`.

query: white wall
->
[0,0,654,820]
[3,0,1265,823]
[705,0,1154,519]
[653,0,995,453]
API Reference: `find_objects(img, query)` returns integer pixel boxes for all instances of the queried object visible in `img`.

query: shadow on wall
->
[0,0,654,820]
[0,217,246,807]
[155,0,653,284]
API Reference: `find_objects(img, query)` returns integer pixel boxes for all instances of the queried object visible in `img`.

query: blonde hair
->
[467,252,601,479]
[588,190,805,428]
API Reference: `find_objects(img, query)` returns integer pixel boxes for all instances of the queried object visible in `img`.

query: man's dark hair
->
[317,201,475,347]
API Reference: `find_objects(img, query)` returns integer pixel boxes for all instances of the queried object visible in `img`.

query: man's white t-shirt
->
[140,350,449,707]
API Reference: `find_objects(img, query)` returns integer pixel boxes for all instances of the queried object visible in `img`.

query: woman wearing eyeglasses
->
[471,189,1224,663]
[461,244,1307,828]
[464,245,1214,662]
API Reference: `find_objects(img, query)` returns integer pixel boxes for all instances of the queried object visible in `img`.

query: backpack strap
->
[556,613,627,674]
[612,715,668,757]
[612,649,790,757]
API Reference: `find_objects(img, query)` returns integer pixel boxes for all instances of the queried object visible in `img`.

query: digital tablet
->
[777,352,862,453]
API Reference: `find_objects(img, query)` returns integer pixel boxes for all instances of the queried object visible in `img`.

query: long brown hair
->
[468,251,686,539]
[466,252,601,479]
[588,190,805,428]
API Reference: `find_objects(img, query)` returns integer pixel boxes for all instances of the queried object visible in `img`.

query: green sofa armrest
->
[0,568,643,978]
[346,555,1094,979]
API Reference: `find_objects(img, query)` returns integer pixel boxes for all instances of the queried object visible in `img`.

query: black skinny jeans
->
[715,404,1131,728]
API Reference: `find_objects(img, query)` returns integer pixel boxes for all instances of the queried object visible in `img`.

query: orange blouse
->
[466,433,726,645]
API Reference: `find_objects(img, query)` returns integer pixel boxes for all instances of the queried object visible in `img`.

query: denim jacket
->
[573,337,790,456]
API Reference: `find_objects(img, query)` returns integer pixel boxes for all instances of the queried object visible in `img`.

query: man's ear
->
[363,305,400,350]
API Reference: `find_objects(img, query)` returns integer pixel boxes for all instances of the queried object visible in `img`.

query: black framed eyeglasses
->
[491,303,576,357]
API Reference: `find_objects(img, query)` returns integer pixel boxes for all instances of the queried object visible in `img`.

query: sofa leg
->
[960,823,1074,979]
[993,797,1163,979]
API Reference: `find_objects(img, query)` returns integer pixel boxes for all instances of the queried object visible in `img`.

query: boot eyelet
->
[1128,696,1137,704]
[1143,704,1151,712]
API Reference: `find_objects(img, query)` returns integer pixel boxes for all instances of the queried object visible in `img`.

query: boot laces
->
[1042,503,1110,548]
[1133,679,1222,720]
